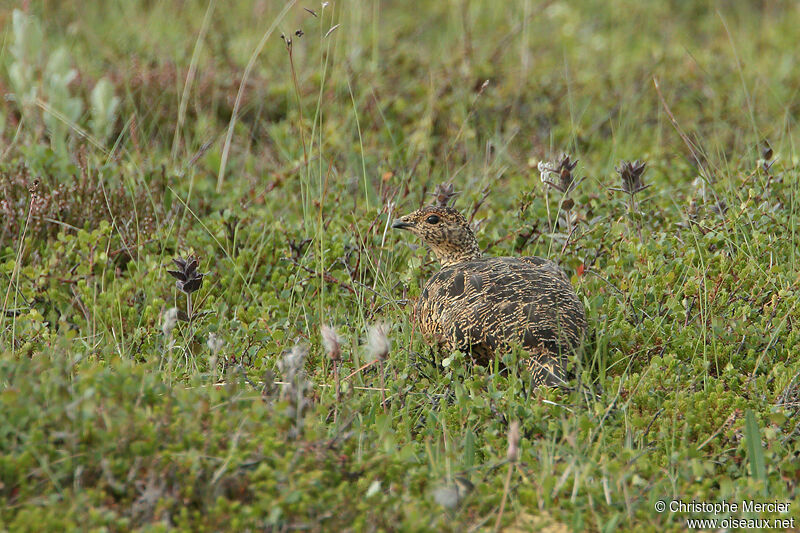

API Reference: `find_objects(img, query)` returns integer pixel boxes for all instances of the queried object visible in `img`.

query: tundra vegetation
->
[1,2,799,531]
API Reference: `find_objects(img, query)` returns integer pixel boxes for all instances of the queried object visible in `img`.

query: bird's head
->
[392,206,481,267]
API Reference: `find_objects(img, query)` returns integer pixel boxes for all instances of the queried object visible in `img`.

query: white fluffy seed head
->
[162,307,179,337]
[207,332,224,355]
[320,324,342,361]
[367,322,391,362]
[279,344,309,380]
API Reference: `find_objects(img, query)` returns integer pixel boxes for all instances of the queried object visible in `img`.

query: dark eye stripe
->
[426,215,440,224]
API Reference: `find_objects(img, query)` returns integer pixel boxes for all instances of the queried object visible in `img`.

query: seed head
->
[506,421,521,462]
[162,307,179,337]
[207,332,224,355]
[279,343,309,382]
[367,323,391,362]
[320,324,342,362]
[278,344,311,436]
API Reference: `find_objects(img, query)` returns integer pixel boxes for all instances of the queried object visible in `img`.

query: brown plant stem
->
[379,359,387,414]
[494,461,514,532]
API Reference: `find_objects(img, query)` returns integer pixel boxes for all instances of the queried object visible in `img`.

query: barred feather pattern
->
[414,257,586,386]
[393,206,587,387]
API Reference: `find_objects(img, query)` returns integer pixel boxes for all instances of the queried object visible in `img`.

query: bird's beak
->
[391,217,413,230]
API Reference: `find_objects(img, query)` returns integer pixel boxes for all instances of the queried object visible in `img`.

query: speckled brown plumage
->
[393,205,587,386]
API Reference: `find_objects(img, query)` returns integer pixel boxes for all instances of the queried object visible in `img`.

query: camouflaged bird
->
[392,205,587,386]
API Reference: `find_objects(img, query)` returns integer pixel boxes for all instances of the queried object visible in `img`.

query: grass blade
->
[744,409,767,496]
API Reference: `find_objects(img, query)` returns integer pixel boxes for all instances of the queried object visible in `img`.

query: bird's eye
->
[426,215,440,224]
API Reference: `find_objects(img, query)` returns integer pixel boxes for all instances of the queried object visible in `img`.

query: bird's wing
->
[418,258,584,358]
[518,256,571,284]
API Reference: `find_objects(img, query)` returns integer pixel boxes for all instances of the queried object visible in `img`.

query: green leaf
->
[464,429,475,470]
[11,10,43,61]
[90,78,120,142]
[744,409,767,496]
